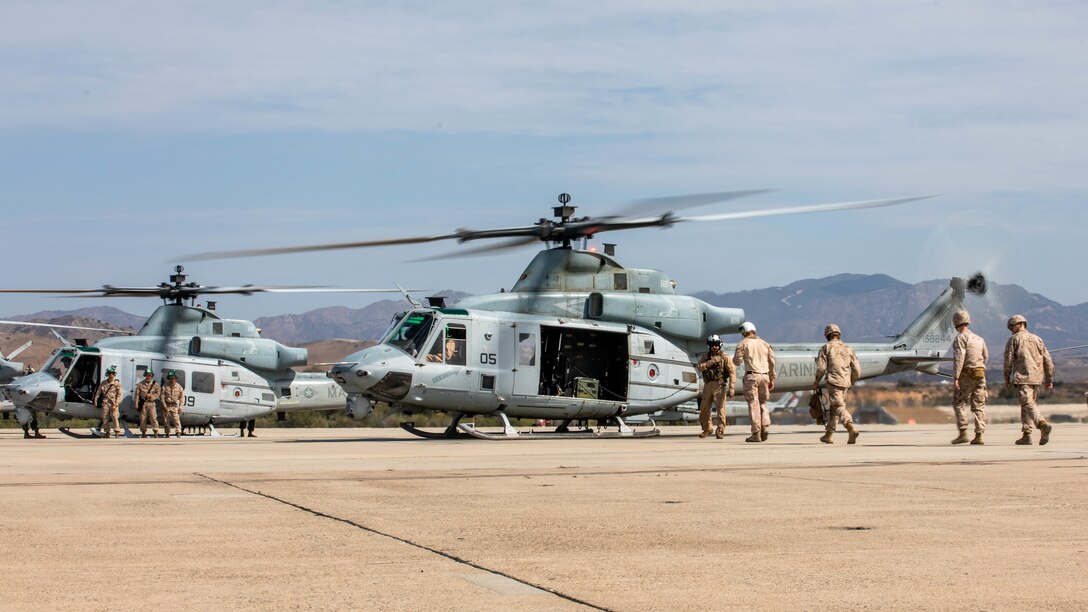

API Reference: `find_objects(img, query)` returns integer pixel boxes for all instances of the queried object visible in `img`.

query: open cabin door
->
[538,326,629,401]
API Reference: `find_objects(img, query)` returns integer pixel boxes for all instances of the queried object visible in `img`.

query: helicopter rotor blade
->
[0,286,414,299]
[176,233,462,262]
[675,195,938,224]
[411,236,540,262]
[5,340,33,361]
[175,191,938,262]
[611,188,777,217]
[0,319,133,335]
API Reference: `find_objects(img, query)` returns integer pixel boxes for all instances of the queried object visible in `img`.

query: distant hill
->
[6,306,146,330]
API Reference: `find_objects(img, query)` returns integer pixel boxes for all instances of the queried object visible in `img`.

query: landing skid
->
[455,413,660,440]
[59,427,102,439]
[399,412,471,439]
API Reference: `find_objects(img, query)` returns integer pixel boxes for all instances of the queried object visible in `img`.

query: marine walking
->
[733,322,776,443]
[696,334,735,439]
[951,310,988,445]
[812,324,861,444]
[1004,314,1055,445]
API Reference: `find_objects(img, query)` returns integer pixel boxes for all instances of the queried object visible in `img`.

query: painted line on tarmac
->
[194,472,611,612]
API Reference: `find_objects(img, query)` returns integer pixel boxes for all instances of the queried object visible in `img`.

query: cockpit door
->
[62,353,101,404]
[418,321,476,409]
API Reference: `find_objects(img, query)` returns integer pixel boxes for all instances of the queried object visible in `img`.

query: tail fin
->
[892,274,985,351]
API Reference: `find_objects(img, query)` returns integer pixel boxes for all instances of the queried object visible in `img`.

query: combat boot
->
[951,430,969,445]
[33,431,46,439]
[845,423,859,445]
[715,428,724,440]
[760,429,768,442]
[1039,421,1052,446]
[698,429,711,439]
[970,432,984,445]
[1014,432,1032,445]
[819,431,833,444]
[744,434,761,443]
[23,429,31,439]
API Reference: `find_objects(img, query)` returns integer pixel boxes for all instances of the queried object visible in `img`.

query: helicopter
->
[182,191,979,439]
[0,266,400,438]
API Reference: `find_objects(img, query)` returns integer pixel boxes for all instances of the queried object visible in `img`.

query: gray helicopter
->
[0,266,398,438]
[182,191,977,439]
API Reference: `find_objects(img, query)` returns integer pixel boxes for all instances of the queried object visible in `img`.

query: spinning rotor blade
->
[177,191,936,261]
[411,236,540,261]
[178,233,461,262]
[0,285,411,299]
[0,320,132,335]
[612,188,776,217]
[676,195,937,223]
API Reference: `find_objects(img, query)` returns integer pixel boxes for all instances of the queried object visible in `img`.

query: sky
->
[1,1,1085,321]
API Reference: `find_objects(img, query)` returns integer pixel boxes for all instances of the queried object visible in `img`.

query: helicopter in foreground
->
[183,191,977,439]
[0,267,397,438]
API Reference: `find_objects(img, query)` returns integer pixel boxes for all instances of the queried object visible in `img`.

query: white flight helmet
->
[706,334,722,348]
[739,322,757,334]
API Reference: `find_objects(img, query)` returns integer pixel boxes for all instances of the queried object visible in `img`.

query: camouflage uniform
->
[134,377,162,436]
[815,336,861,441]
[734,336,776,439]
[697,348,735,438]
[92,376,124,437]
[952,328,988,436]
[1003,323,1054,441]
[162,380,185,437]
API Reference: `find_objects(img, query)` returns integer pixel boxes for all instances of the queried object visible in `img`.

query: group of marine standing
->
[695,311,1056,446]
[92,367,186,438]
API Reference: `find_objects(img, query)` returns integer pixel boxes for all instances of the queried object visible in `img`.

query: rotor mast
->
[163,265,200,306]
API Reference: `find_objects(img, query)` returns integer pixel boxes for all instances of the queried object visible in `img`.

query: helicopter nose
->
[328,348,415,402]
[6,372,61,414]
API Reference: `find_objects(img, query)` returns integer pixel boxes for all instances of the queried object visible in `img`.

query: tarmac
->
[2,423,1087,611]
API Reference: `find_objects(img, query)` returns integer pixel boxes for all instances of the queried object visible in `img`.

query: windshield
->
[382,311,436,357]
[378,312,407,344]
[42,349,77,381]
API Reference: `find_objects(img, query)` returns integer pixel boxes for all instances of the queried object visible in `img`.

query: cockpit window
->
[383,312,435,357]
[42,349,77,381]
[425,323,467,366]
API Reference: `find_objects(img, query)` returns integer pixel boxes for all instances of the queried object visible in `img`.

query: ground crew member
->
[696,335,735,439]
[134,368,162,438]
[240,419,256,438]
[19,367,45,439]
[733,322,776,443]
[92,366,123,438]
[19,410,46,439]
[162,371,185,438]
[1003,314,1055,445]
[951,310,988,445]
[812,324,861,444]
